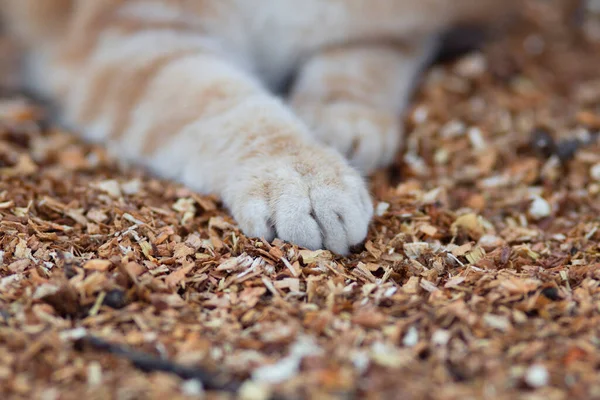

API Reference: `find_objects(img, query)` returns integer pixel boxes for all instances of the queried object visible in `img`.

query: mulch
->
[1,1,600,399]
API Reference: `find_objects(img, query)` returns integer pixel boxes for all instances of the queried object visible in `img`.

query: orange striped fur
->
[1,0,514,254]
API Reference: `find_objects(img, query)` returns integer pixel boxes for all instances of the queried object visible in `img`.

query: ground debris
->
[2,1,600,398]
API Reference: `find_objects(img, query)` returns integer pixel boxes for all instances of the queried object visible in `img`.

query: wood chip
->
[2,4,600,398]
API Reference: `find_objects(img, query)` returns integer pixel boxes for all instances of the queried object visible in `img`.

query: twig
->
[74,336,241,392]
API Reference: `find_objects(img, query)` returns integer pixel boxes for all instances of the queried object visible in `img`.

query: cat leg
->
[52,30,372,254]
[290,40,437,175]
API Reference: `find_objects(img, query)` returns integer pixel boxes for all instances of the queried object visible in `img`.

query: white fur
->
[117,1,187,23]
[4,0,500,253]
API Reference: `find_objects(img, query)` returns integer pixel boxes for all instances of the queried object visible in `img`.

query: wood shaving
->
[1,2,600,398]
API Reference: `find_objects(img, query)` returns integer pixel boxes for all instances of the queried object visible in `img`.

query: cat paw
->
[224,150,373,255]
[295,103,402,175]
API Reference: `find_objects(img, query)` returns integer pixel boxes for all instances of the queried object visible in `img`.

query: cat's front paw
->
[294,103,402,175]
[224,150,373,255]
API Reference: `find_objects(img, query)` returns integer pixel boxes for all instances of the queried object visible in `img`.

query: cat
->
[0,0,514,254]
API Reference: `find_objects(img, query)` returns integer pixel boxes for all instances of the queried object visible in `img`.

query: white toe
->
[274,186,323,250]
[224,148,372,254]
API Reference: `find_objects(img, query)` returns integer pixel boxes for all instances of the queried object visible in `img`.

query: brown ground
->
[2,2,600,400]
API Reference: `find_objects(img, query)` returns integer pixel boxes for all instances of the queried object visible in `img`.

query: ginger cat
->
[1,0,513,254]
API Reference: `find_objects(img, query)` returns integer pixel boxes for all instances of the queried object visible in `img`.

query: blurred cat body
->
[1,0,513,254]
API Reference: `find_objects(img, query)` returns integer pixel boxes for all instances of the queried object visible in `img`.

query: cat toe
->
[273,175,372,255]
[227,154,372,255]
[296,103,402,175]
[232,197,277,243]
[275,184,372,255]
[308,182,372,254]
[271,186,325,251]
